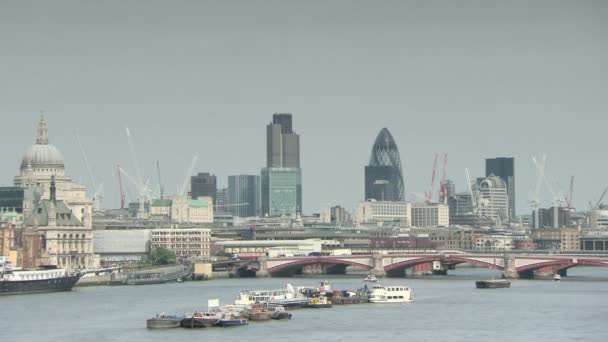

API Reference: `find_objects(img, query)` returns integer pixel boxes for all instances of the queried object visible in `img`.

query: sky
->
[1,0,607,215]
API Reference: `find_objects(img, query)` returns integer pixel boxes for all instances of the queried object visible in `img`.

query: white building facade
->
[355,200,411,226]
[151,227,211,259]
[410,203,449,227]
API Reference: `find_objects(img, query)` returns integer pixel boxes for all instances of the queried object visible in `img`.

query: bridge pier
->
[372,254,386,278]
[432,261,449,275]
[302,263,325,275]
[534,266,559,280]
[256,256,270,278]
[502,255,519,279]
[411,262,433,276]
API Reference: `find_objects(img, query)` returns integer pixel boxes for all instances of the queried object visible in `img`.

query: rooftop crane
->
[116,164,126,209]
[424,154,439,204]
[75,130,103,211]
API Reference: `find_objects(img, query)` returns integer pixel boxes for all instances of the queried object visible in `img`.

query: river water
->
[2,267,608,342]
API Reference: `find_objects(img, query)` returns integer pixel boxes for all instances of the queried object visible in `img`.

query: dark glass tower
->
[364,128,405,201]
[262,113,302,216]
[190,172,217,202]
[485,157,515,220]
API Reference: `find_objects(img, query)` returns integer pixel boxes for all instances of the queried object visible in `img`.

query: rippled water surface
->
[2,267,608,342]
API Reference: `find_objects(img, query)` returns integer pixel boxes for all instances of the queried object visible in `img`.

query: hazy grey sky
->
[1,1,607,215]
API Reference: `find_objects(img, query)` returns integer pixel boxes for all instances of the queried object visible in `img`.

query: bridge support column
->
[302,263,325,275]
[502,255,519,279]
[432,261,449,275]
[534,266,558,280]
[256,257,269,278]
[412,263,432,276]
[372,254,386,278]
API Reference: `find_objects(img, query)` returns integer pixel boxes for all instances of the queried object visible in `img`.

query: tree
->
[146,247,177,265]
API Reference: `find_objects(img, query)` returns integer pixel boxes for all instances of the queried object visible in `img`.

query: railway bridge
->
[251,252,608,279]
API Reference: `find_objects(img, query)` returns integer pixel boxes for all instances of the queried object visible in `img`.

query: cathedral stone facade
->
[16,112,98,271]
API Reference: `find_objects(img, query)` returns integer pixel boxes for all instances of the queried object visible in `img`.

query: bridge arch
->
[517,259,608,273]
[267,257,372,275]
[384,255,504,272]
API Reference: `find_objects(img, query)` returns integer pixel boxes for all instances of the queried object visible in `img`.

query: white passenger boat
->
[369,285,412,303]
[553,274,561,282]
[234,284,311,308]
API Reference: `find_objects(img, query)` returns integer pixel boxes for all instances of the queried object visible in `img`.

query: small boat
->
[475,279,511,289]
[553,274,561,282]
[369,285,412,303]
[363,274,378,283]
[215,313,248,327]
[270,306,292,320]
[180,313,218,328]
[302,296,332,308]
[248,304,273,321]
[147,314,184,329]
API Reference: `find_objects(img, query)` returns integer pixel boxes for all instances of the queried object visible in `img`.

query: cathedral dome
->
[20,112,65,170]
[21,144,64,169]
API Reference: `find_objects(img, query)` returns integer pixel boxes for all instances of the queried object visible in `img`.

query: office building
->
[355,200,411,226]
[411,203,450,227]
[228,175,261,217]
[477,175,509,224]
[485,157,515,220]
[364,128,405,202]
[262,113,302,216]
[190,172,217,202]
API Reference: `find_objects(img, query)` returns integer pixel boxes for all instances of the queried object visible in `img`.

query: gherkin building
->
[364,128,405,201]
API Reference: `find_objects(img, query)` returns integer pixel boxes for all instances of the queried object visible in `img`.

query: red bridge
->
[253,252,608,279]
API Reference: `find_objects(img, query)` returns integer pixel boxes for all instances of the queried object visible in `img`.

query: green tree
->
[146,247,177,265]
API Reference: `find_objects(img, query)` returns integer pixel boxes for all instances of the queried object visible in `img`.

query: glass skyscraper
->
[261,167,302,217]
[227,175,261,217]
[364,128,405,202]
[262,113,302,216]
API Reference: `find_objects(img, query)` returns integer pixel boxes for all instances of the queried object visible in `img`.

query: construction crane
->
[439,154,448,204]
[565,176,574,210]
[592,186,608,210]
[532,155,564,228]
[118,165,154,218]
[424,154,439,204]
[465,168,478,216]
[530,155,546,229]
[179,155,198,196]
[75,130,104,211]
[156,161,164,199]
[116,164,126,209]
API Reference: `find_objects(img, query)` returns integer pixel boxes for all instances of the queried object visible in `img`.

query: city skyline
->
[1,1,607,215]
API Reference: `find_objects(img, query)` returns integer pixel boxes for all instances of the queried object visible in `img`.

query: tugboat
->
[1,261,82,296]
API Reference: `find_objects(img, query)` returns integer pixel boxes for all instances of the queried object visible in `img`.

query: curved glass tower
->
[365,128,405,201]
